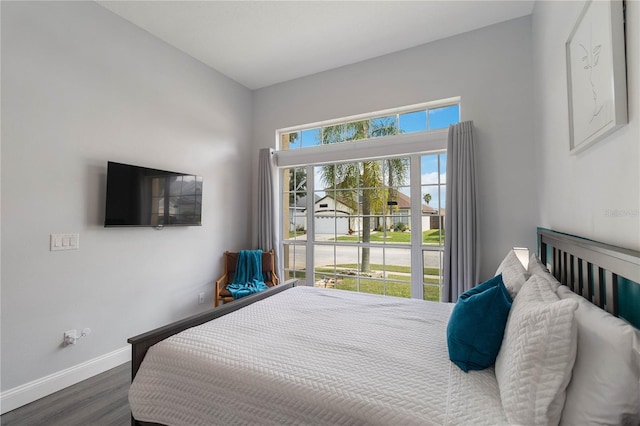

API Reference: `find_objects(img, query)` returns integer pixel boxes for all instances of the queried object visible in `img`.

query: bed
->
[128,228,640,426]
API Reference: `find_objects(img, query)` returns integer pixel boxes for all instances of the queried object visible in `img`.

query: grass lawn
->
[317,263,440,277]
[314,263,441,301]
[422,229,444,245]
[288,230,306,239]
[423,285,440,301]
[333,277,440,301]
[333,229,444,244]
[335,278,410,297]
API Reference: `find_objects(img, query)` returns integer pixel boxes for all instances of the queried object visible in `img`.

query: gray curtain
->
[443,121,478,302]
[257,148,280,271]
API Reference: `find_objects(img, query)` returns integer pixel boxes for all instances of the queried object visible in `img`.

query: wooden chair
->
[214,250,280,307]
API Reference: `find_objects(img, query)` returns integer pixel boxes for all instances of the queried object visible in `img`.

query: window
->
[278,99,458,301]
[312,158,412,297]
[421,153,446,300]
[280,101,460,152]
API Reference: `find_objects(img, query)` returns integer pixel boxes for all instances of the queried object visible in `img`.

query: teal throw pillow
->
[447,274,512,372]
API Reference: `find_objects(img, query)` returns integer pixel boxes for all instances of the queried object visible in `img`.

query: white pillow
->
[495,275,578,426]
[528,253,549,275]
[495,249,528,298]
[557,285,640,425]
[528,254,561,291]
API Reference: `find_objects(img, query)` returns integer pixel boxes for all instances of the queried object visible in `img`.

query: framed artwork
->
[566,0,628,154]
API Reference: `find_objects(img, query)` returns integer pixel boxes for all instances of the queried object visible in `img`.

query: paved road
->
[284,240,442,272]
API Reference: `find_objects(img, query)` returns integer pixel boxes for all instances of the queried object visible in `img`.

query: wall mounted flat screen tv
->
[104,161,202,227]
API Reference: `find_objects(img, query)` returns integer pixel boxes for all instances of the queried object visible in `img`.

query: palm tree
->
[385,156,409,225]
[319,118,408,272]
[288,167,307,205]
[423,193,432,205]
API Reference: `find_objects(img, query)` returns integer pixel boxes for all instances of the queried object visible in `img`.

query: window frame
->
[275,99,458,300]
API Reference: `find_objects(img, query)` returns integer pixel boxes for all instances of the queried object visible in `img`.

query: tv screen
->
[104,161,202,227]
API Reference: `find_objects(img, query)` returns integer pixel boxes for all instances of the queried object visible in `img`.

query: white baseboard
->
[0,346,131,415]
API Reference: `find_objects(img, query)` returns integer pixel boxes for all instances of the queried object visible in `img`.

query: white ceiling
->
[98,1,535,90]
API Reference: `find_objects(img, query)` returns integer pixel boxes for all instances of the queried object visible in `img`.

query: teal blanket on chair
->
[227,250,269,300]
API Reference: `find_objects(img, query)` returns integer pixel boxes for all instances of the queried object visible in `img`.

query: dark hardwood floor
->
[1,362,131,426]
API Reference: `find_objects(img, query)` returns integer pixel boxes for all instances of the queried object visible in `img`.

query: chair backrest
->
[224,250,278,285]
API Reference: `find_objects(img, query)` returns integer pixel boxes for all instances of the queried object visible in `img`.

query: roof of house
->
[388,191,440,214]
[309,190,441,215]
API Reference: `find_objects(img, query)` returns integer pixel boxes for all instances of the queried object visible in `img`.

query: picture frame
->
[566,0,627,154]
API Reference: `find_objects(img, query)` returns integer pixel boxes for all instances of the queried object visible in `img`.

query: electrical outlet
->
[64,330,78,345]
[63,328,90,346]
[198,292,205,304]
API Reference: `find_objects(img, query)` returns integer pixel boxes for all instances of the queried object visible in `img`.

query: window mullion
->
[305,164,315,287]
[410,154,423,299]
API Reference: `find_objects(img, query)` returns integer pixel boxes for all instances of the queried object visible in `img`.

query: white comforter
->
[129,286,508,425]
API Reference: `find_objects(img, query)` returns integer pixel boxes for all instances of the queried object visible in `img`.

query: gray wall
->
[252,16,537,280]
[1,2,253,391]
[532,1,640,251]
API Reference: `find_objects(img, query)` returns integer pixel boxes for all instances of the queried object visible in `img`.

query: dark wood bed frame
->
[127,280,297,426]
[128,229,640,425]
[538,227,640,328]
[128,279,297,381]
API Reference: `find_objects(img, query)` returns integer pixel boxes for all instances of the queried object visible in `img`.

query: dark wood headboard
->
[537,228,640,328]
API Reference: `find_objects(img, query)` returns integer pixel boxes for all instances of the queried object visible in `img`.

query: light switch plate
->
[51,233,79,251]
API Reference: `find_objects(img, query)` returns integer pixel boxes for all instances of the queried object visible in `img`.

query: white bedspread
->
[129,286,508,425]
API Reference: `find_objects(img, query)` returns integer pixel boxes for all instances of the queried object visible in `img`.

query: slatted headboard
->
[537,228,640,328]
